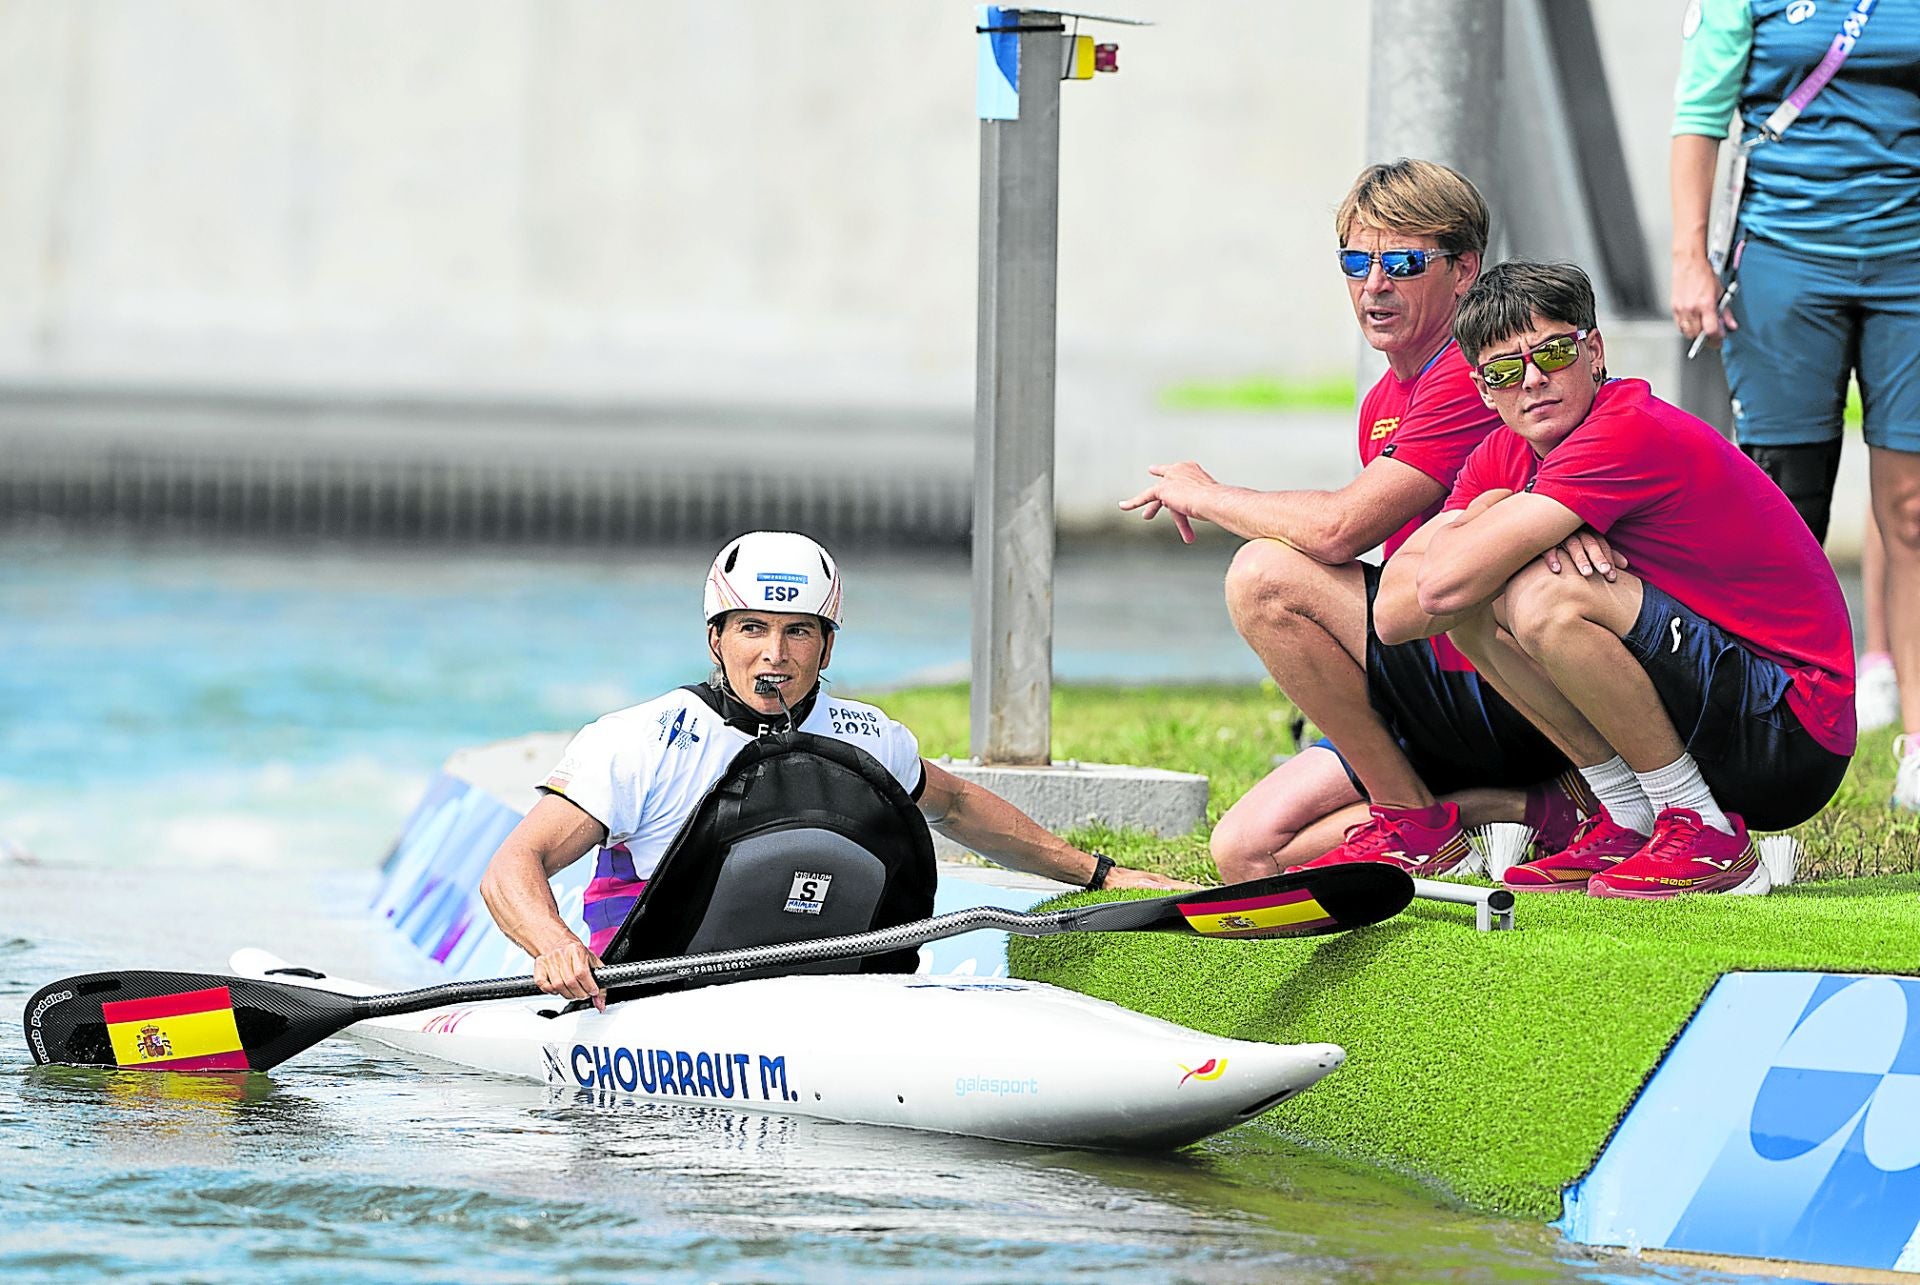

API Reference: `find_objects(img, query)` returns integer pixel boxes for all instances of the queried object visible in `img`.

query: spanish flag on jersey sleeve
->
[102,986,249,1071]
[1179,888,1337,938]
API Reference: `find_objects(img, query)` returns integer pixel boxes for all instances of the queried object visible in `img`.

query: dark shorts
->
[1622,580,1849,831]
[1315,563,1571,798]
[1724,235,1920,454]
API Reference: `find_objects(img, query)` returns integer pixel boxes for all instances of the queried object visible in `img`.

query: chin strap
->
[707,674,819,738]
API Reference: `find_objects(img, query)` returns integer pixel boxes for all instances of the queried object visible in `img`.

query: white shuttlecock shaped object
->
[1755,834,1801,888]
[1473,823,1538,883]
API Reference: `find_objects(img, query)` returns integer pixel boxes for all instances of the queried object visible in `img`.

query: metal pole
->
[1356,1,1505,393]
[971,9,1063,765]
[1364,0,1503,209]
[1410,878,1517,932]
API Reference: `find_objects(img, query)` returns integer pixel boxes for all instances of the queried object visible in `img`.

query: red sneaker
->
[1291,803,1472,877]
[1587,808,1757,900]
[1501,810,1643,893]
[1523,769,1597,858]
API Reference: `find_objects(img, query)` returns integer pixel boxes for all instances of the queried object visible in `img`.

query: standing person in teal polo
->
[1669,0,1920,811]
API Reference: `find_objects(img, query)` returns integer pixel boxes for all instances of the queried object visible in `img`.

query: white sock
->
[1636,753,1734,835]
[1579,756,1654,836]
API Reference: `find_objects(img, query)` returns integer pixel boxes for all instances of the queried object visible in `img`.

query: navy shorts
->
[1315,563,1570,798]
[1622,580,1849,831]
[1724,236,1920,454]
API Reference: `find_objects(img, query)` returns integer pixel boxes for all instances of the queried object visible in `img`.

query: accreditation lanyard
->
[1759,0,1879,140]
[1709,0,1879,272]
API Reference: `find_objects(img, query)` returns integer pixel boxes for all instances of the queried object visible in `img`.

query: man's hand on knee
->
[1542,528,1628,581]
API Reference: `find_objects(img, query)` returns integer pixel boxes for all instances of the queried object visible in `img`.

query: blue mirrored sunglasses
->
[1336,248,1457,280]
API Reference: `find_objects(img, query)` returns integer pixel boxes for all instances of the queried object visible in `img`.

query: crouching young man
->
[1375,261,1855,897]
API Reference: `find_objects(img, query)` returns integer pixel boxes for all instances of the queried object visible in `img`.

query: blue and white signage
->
[1561,971,1920,1274]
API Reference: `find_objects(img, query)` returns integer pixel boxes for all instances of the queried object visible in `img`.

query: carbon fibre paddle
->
[22,862,1412,1073]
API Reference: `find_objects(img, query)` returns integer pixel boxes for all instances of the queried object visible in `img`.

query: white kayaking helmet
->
[704,531,844,630]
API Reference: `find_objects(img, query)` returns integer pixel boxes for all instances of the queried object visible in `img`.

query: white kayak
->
[231,948,1343,1151]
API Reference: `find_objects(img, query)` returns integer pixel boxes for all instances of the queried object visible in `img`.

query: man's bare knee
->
[1212,802,1292,859]
[1502,562,1597,656]
[1211,821,1283,882]
[1224,540,1323,632]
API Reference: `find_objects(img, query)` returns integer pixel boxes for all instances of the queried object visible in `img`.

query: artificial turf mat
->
[1010,872,1920,1220]
[866,681,1920,884]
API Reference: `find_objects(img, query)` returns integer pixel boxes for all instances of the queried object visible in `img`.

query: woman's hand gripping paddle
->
[22,862,1411,1073]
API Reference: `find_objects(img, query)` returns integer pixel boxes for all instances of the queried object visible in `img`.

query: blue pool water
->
[0,535,1750,1283]
[0,535,1268,871]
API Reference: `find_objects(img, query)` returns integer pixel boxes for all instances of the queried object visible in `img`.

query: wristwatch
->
[1086,852,1115,891]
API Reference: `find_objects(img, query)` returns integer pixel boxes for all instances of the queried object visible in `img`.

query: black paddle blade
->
[1066,863,1415,939]
[22,970,364,1073]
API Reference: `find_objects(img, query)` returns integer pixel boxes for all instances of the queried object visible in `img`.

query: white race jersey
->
[539,683,925,951]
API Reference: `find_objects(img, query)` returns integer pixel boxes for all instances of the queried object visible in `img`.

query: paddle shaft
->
[358,864,1410,1019]
[24,864,1408,1070]
[360,901,1135,1019]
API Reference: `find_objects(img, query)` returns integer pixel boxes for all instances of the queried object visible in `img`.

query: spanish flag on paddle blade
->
[1179,887,1337,938]
[102,986,249,1071]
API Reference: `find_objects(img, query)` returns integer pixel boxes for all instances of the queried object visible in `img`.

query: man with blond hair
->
[1122,159,1586,879]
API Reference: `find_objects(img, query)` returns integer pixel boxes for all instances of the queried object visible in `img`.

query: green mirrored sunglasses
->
[1476,330,1591,390]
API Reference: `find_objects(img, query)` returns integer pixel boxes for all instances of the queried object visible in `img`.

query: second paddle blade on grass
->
[1057,863,1414,939]
[23,969,365,1072]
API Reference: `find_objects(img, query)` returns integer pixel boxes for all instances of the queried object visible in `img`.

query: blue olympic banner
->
[1560,970,1920,1274]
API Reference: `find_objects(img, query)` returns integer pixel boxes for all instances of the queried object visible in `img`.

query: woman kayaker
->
[480,530,1192,1009]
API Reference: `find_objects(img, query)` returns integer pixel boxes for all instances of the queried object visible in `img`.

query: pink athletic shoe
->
[1587,808,1758,900]
[1523,769,1597,858]
[1501,810,1643,893]
[1291,802,1472,877]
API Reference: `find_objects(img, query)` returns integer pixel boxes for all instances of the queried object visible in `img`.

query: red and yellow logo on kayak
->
[1179,1058,1228,1086]
[1179,888,1337,937]
[102,986,248,1072]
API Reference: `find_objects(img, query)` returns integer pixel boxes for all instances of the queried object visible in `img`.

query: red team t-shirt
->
[1358,340,1506,671]
[1444,379,1857,755]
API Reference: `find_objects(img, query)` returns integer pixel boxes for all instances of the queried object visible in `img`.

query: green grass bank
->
[864,681,1920,1218]
[873,680,1920,882]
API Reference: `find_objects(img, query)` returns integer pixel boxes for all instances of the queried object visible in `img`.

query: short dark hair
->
[1453,261,1599,363]
[1336,159,1490,257]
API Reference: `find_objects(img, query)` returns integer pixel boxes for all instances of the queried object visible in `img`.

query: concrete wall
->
[0,1,1732,534]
